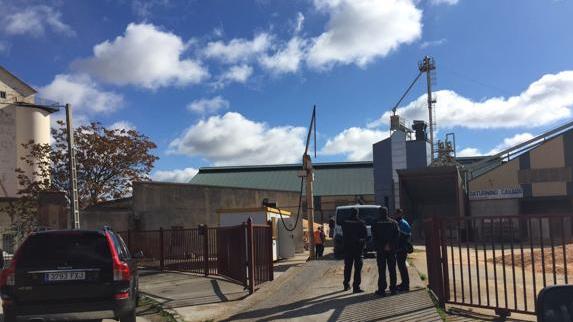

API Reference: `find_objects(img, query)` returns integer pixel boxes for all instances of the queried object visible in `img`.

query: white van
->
[333,204,381,259]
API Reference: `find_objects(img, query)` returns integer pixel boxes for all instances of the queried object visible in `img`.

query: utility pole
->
[304,154,315,259]
[301,106,317,260]
[419,56,436,159]
[65,104,80,229]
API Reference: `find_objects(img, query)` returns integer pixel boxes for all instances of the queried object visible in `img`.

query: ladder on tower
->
[70,145,80,229]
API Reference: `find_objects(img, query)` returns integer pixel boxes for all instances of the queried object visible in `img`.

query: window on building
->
[0,91,6,99]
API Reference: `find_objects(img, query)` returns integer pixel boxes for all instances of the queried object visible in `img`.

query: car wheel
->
[120,309,137,322]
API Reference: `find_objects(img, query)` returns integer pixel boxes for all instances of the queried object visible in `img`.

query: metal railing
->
[119,219,273,293]
[426,214,573,316]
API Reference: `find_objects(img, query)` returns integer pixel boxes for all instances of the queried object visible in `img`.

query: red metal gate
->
[217,225,246,285]
[120,219,273,293]
[426,214,573,316]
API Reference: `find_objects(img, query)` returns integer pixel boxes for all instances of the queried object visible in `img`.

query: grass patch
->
[138,296,178,322]
[427,289,447,321]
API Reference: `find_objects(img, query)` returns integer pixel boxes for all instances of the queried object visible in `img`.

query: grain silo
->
[0,66,58,198]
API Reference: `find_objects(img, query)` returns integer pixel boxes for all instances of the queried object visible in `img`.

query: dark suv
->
[0,228,139,322]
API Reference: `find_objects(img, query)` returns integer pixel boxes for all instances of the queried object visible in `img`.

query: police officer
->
[372,206,399,296]
[395,209,412,292]
[342,208,367,293]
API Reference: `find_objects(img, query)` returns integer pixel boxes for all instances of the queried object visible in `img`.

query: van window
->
[17,232,112,268]
[336,208,380,226]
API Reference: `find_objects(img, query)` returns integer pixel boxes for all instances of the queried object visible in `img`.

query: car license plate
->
[45,271,86,282]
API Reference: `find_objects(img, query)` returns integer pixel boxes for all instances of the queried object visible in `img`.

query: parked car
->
[333,204,381,259]
[0,228,141,322]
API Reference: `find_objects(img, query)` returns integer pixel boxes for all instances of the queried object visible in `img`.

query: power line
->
[441,67,513,97]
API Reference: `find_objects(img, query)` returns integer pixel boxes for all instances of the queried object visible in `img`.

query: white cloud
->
[0,41,9,54]
[260,37,306,74]
[458,132,535,157]
[371,70,573,129]
[152,167,198,183]
[306,0,422,69]
[1,5,74,37]
[420,38,447,49]
[168,112,306,166]
[487,132,534,155]
[131,0,170,18]
[203,33,272,64]
[457,147,481,157]
[430,0,459,5]
[220,65,253,83]
[38,74,124,114]
[187,96,230,114]
[294,12,305,33]
[321,127,390,161]
[73,23,208,89]
[109,121,136,132]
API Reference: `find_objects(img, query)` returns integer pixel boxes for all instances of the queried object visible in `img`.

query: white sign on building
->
[469,187,524,200]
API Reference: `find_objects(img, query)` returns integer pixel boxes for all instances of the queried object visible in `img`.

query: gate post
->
[159,227,164,272]
[425,216,446,308]
[267,220,274,281]
[203,225,209,277]
[247,218,255,294]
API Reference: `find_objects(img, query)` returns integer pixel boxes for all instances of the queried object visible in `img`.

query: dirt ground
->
[489,244,573,274]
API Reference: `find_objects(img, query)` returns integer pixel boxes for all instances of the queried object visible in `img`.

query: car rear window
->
[17,232,112,268]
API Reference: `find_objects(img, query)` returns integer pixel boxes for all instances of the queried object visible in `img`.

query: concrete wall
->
[81,198,132,232]
[133,182,302,229]
[470,199,520,217]
[133,182,305,251]
[38,191,68,230]
[530,136,567,196]
[81,210,131,232]
[469,158,520,192]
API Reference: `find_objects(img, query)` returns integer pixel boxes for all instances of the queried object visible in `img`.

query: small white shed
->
[217,207,295,261]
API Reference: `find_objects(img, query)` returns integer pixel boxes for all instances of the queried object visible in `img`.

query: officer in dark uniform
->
[342,208,367,293]
[372,206,399,296]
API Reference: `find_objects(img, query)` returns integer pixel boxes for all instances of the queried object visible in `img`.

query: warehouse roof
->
[190,161,374,196]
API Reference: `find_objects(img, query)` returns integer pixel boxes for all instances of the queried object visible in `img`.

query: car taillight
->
[105,232,131,282]
[114,291,130,300]
[0,267,15,288]
[0,257,17,288]
[113,261,130,281]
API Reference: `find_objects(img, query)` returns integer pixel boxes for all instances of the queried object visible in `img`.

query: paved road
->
[225,257,442,322]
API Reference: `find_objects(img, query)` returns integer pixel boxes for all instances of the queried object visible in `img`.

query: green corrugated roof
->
[189,162,374,196]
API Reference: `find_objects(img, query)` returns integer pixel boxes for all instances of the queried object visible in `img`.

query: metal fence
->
[120,219,273,293]
[425,214,573,316]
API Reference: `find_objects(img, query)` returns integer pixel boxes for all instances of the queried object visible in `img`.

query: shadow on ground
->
[225,288,441,322]
[140,272,249,309]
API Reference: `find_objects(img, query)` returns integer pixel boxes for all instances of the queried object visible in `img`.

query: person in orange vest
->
[314,226,325,258]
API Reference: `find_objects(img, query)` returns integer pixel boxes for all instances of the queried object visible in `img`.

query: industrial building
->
[467,123,573,217]
[0,66,57,198]
[83,162,375,232]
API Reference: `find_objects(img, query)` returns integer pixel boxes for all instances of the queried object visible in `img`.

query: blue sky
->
[2,0,573,182]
